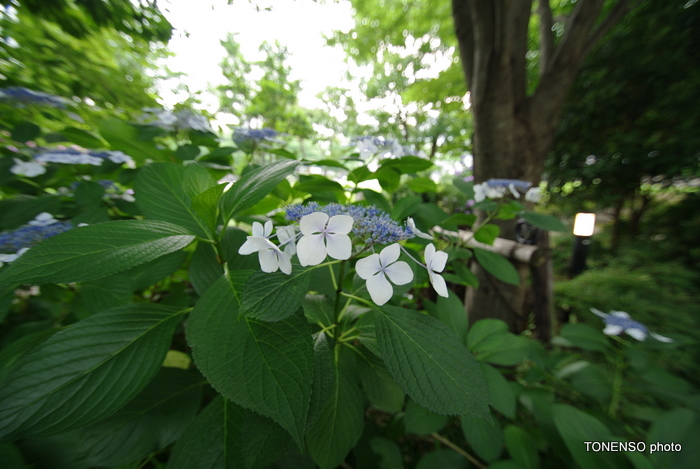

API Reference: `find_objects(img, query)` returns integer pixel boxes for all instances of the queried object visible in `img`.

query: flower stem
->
[431,433,485,469]
[608,344,625,418]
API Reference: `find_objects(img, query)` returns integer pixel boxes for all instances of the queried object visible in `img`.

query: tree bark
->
[451,0,631,332]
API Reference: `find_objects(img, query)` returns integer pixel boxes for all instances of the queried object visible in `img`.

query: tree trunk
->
[451,0,631,333]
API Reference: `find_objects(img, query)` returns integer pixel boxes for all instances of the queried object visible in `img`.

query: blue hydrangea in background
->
[0,87,71,108]
[0,213,73,255]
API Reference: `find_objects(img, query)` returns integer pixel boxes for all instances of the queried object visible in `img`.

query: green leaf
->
[406,177,437,193]
[187,276,313,447]
[11,121,40,142]
[175,144,200,161]
[552,404,625,469]
[77,368,204,467]
[369,437,403,469]
[306,351,364,469]
[98,118,163,163]
[461,416,503,462]
[570,365,612,401]
[557,323,610,352]
[135,162,214,238]
[167,395,293,469]
[0,196,62,231]
[240,267,312,322]
[191,183,226,232]
[519,212,566,232]
[0,328,59,383]
[375,167,401,192]
[73,181,105,208]
[646,408,698,469]
[439,213,477,230]
[295,176,345,198]
[189,242,224,296]
[360,189,392,213]
[473,248,520,285]
[0,220,195,294]
[356,348,405,413]
[467,319,509,351]
[475,335,537,366]
[221,160,298,220]
[380,156,433,173]
[307,334,334,430]
[58,127,105,148]
[425,290,468,343]
[309,159,349,170]
[80,274,133,312]
[126,250,187,290]
[416,449,467,469]
[404,399,450,435]
[375,306,490,418]
[474,224,500,245]
[348,166,373,184]
[482,364,516,419]
[504,425,540,469]
[303,295,335,328]
[391,195,422,220]
[0,304,183,441]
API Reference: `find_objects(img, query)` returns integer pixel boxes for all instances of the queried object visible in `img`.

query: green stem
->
[460,209,498,246]
[340,291,374,308]
[431,433,486,469]
[608,345,625,418]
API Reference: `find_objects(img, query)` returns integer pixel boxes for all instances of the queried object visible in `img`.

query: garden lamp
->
[570,212,595,276]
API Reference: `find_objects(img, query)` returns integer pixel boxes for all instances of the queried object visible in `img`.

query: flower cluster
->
[0,87,71,108]
[285,202,415,244]
[591,308,672,342]
[473,178,541,203]
[34,149,133,167]
[354,136,426,159]
[232,127,279,145]
[10,158,46,177]
[240,203,448,305]
[140,108,213,133]
[0,213,73,267]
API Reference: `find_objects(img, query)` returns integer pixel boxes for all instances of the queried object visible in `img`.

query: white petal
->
[650,332,673,343]
[408,218,432,240]
[251,222,264,237]
[258,249,279,273]
[429,271,449,298]
[366,272,393,305]
[508,183,520,198]
[278,252,292,275]
[326,214,354,235]
[603,324,623,336]
[590,308,608,318]
[297,234,327,266]
[379,243,401,266]
[238,239,258,255]
[325,233,352,260]
[431,250,449,273]
[425,243,436,264]
[356,254,381,280]
[299,212,329,235]
[625,328,647,341]
[263,220,273,237]
[525,187,541,203]
[611,311,631,318]
[385,261,413,285]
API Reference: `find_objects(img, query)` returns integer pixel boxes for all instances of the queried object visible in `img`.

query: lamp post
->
[570,213,596,277]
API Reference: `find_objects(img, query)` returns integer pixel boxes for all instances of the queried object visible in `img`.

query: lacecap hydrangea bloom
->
[238,203,449,305]
[0,213,73,267]
[0,87,71,108]
[591,308,672,342]
[34,149,133,166]
[473,178,541,203]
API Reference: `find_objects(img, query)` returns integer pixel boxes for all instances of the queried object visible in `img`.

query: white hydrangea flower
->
[242,237,292,275]
[357,139,378,159]
[525,187,542,203]
[10,158,45,177]
[407,217,432,240]
[356,243,413,305]
[238,221,273,255]
[296,212,353,266]
[591,308,672,342]
[473,182,505,202]
[0,247,30,267]
[425,244,449,298]
[29,212,58,227]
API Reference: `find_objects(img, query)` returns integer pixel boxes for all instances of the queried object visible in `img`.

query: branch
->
[537,0,554,75]
[583,0,633,57]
